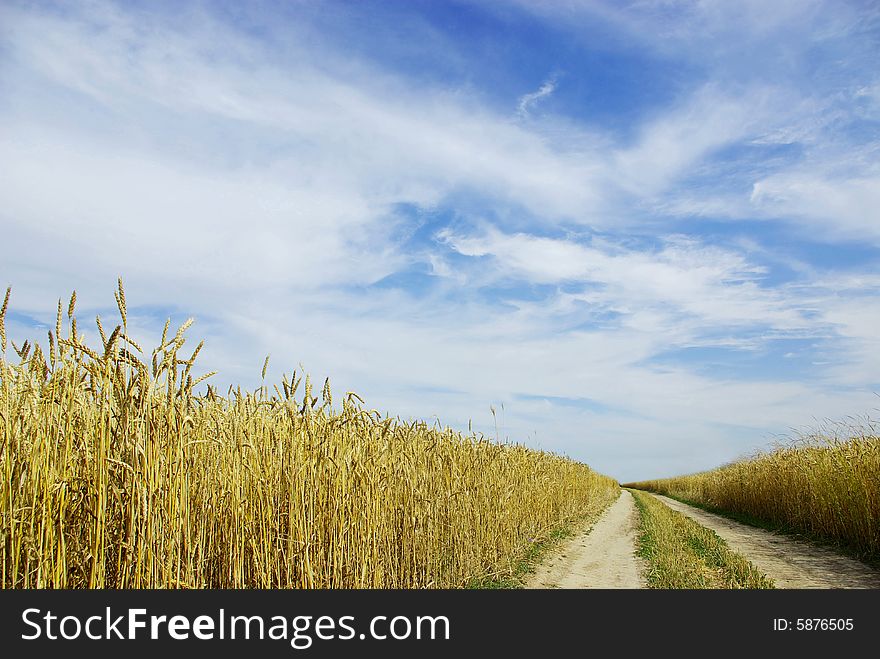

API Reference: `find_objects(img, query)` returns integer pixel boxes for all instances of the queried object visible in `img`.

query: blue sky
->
[1,0,879,481]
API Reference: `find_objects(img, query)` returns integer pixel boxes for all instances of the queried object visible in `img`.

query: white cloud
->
[0,3,612,225]
[439,227,811,334]
[517,75,558,117]
[751,173,880,243]
[503,0,851,73]
[1,0,878,484]
[612,84,781,196]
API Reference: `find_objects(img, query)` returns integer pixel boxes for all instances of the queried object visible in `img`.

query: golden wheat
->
[626,432,880,559]
[0,283,618,588]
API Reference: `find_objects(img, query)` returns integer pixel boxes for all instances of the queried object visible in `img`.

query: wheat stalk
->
[0,286,9,353]
[0,281,620,589]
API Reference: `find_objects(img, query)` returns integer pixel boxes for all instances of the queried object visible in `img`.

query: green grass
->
[647,491,880,571]
[630,489,774,589]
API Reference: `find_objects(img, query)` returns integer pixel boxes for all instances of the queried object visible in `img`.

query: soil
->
[654,494,880,588]
[524,490,645,589]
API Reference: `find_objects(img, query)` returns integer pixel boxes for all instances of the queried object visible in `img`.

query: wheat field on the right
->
[625,430,880,560]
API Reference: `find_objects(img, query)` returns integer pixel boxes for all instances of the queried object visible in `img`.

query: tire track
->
[653,494,880,588]
[524,490,645,589]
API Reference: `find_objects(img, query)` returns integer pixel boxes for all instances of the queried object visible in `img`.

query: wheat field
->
[626,431,880,560]
[0,282,618,588]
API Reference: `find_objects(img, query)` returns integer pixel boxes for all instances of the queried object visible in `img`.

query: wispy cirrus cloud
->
[1,0,878,481]
[438,226,818,340]
[751,171,880,243]
[517,74,559,117]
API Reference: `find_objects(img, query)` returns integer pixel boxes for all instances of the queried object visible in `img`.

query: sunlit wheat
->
[626,429,880,559]
[0,283,618,588]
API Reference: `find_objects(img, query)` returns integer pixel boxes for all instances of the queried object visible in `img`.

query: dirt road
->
[525,490,645,588]
[654,495,880,588]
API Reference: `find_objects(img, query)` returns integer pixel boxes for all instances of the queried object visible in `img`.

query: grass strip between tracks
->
[629,489,774,589]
